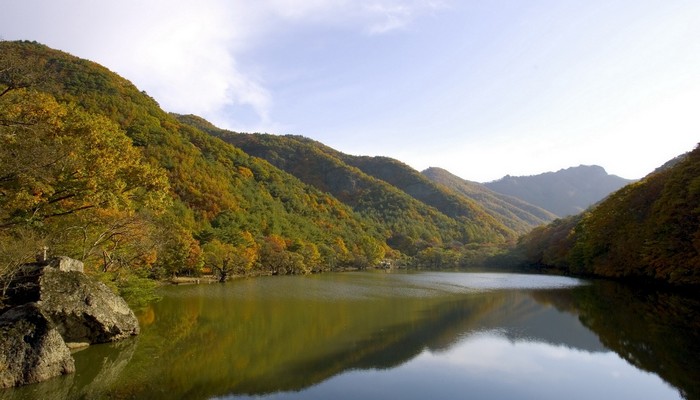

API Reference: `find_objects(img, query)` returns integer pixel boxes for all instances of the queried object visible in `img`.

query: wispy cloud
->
[2,0,446,130]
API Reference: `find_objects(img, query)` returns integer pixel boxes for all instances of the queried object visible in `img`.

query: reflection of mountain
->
[1,281,605,399]
[4,275,692,400]
[475,291,605,353]
[535,282,700,400]
[280,291,606,393]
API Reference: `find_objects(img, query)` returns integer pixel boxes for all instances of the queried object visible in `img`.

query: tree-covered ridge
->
[518,145,700,285]
[0,40,391,303]
[338,155,514,241]
[485,165,634,217]
[422,167,557,234]
[180,115,517,254]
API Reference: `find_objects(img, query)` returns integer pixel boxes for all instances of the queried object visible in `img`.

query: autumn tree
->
[0,79,169,287]
[258,235,307,275]
[0,89,169,228]
[203,239,247,282]
[151,222,204,278]
[203,240,230,282]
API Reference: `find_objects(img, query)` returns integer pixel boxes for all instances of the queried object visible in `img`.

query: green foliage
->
[96,269,162,311]
[0,39,541,290]
[0,41,397,281]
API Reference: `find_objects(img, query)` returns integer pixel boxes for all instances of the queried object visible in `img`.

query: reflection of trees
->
[6,277,694,400]
[535,282,700,400]
[114,285,604,398]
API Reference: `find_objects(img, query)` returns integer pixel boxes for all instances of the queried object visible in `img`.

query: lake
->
[2,271,698,400]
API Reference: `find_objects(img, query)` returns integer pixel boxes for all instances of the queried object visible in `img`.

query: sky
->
[2,1,699,182]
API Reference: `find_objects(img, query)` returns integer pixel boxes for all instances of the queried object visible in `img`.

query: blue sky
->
[3,1,699,181]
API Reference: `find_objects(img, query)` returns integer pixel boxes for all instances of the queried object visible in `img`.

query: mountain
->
[422,167,557,233]
[517,146,700,286]
[0,40,392,287]
[484,165,634,217]
[176,116,516,250]
[0,40,522,288]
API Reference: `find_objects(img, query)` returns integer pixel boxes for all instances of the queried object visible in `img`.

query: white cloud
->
[2,0,445,131]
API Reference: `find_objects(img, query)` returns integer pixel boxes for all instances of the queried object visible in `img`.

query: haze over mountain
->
[484,166,634,217]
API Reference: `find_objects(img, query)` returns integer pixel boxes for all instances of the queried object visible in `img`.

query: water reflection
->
[539,281,700,400]
[0,272,696,400]
[236,332,678,400]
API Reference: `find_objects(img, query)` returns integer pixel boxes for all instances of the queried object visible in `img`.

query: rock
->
[1,257,84,310]
[3,258,139,344]
[0,303,75,389]
[46,256,84,273]
[37,269,140,344]
[0,256,139,388]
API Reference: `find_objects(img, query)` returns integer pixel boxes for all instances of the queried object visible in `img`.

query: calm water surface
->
[2,271,698,400]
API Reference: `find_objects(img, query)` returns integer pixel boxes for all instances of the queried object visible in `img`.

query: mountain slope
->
[0,40,390,279]
[485,165,634,217]
[177,116,516,250]
[340,156,508,229]
[517,146,700,285]
[422,167,557,233]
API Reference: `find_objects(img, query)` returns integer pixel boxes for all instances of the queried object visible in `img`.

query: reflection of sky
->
[397,272,586,294]
[227,331,681,400]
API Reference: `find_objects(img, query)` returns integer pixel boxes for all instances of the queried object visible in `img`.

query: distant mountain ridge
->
[484,165,634,217]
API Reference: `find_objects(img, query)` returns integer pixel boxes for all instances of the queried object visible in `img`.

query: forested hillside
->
[187,120,519,241]
[422,167,557,233]
[181,117,523,266]
[0,41,393,304]
[517,146,700,285]
[485,165,633,216]
[0,40,532,304]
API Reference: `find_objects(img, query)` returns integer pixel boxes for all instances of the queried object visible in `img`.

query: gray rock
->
[0,257,139,388]
[46,257,84,273]
[3,258,139,345]
[0,303,75,389]
[37,269,139,344]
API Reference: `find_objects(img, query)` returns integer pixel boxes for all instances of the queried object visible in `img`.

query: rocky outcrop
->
[0,303,75,389]
[0,256,139,388]
[38,269,139,344]
[3,258,139,345]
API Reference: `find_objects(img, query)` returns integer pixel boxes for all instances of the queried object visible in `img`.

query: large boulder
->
[3,257,139,345]
[0,257,140,388]
[37,269,140,345]
[0,303,75,389]
[1,257,84,308]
